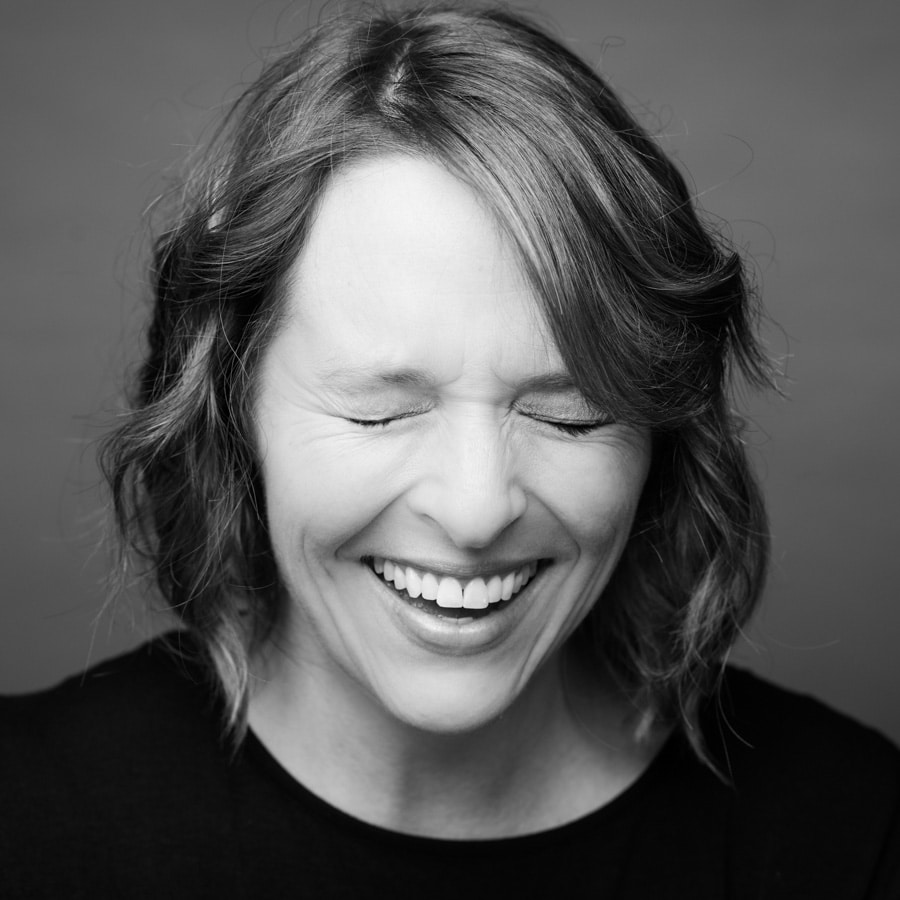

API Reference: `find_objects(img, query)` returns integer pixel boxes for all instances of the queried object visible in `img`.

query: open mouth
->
[365,556,543,619]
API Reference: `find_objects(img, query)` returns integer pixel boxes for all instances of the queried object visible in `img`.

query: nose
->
[405,413,528,550]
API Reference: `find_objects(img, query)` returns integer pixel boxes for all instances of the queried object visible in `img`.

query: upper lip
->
[364,555,546,579]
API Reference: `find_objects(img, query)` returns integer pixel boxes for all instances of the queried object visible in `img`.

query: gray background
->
[2,0,898,743]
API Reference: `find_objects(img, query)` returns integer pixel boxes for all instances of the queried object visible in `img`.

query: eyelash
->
[346,414,611,434]
[345,416,405,428]
[538,418,611,435]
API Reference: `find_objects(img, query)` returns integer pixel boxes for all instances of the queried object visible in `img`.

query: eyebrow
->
[314,364,435,392]
[516,373,579,394]
[315,365,580,395]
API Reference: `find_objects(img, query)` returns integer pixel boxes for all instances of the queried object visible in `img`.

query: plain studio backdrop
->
[2,0,898,744]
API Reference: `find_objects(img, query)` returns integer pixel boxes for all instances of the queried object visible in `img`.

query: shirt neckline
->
[242,723,681,852]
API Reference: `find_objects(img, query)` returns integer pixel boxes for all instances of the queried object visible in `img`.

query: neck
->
[248,642,666,839]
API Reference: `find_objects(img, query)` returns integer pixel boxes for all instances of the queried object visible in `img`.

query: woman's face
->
[254,155,651,733]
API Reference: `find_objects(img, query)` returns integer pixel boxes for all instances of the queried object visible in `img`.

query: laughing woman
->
[2,5,898,898]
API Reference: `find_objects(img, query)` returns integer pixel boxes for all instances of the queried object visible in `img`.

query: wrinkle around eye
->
[340,405,433,429]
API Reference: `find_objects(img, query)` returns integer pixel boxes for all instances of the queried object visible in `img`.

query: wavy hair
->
[101,2,771,760]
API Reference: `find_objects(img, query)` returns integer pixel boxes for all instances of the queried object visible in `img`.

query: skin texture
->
[248,155,658,837]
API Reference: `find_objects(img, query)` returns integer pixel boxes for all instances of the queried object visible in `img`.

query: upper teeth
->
[372,558,538,609]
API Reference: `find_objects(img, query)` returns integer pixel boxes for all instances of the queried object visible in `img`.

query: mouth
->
[363,556,544,621]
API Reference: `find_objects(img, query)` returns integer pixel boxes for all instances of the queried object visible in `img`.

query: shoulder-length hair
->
[102,2,771,760]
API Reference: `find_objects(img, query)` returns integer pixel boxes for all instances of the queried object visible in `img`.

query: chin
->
[374,665,528,736]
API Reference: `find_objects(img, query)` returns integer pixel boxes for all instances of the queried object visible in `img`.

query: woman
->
[2,4,897,897]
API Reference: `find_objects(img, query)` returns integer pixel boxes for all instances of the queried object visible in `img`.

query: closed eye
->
[345,416,399,428]
[344,410,425,428]
[345,408,612,433]
[528,416,614,435]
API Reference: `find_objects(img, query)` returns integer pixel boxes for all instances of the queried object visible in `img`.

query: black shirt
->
[1,633,898,898]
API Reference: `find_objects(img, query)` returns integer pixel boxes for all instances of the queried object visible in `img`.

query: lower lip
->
[368,564,542,655]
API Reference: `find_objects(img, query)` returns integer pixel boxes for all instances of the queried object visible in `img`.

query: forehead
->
[291,155,526,310]
[279,155,563,384]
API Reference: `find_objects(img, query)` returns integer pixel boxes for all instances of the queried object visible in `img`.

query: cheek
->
[258,425,403,559]
[536,438,651,553]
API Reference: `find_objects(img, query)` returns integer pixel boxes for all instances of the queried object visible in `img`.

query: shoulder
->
[0,633,229,865]
[0,629,224,771]
[711,666,900,790]
[702,667,900,897]
[0,631,215,760]
[0,633,255,897]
